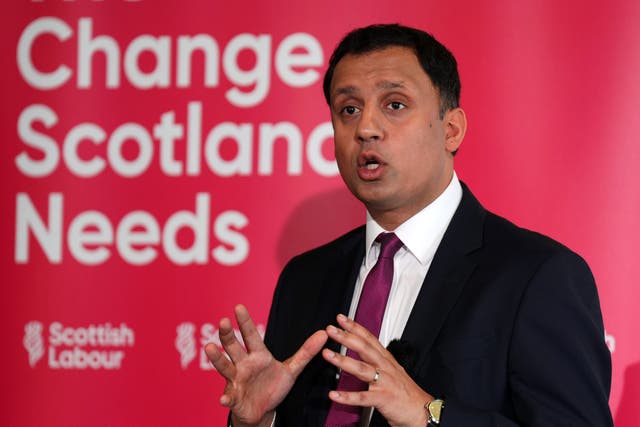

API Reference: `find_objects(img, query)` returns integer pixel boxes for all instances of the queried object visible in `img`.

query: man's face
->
[329,46,462,228]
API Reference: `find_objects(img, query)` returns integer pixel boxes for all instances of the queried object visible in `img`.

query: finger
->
[220,391,234,407]
[285,330,328,376]
[328,389,375,408]
[234,304,267,352]
[337,315,398,363]
[337,314,386,349]
[326,323,384,365]
[218,316,247,363]
[204,342,237,379]
[337,316,408,373]
[322,347,377,384]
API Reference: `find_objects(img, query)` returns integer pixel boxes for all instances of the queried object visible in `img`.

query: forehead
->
[330,46,433,98]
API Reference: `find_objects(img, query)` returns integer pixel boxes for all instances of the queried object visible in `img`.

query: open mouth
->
[359,152,384,170]
[365,160,381,170]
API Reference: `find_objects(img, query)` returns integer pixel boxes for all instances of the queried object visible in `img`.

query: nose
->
[356,106,383,144]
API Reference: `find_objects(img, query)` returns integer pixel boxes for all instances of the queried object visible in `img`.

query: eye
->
[387,101,406,111]
[341,105,360,115]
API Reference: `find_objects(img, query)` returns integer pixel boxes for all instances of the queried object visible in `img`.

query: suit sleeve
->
[441,250,613,426]
[263,257,298,361]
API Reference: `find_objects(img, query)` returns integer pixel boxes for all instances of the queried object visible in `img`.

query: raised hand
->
[205,304,328,427]
[322,314,433,427]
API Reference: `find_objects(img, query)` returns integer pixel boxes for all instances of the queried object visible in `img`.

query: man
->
[205,24,613,426]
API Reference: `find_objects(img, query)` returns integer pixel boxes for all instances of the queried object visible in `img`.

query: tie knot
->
[375,232,403,259]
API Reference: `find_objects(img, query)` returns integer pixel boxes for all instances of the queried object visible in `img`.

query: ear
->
[443,107,467,153]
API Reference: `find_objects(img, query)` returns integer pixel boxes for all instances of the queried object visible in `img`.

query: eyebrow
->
[377,80,406,90]
[332,80,407,99]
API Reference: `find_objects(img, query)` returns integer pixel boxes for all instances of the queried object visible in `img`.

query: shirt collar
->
[365,172,463,266]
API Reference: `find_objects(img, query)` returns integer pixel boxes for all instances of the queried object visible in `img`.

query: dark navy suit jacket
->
[263,184,613,426]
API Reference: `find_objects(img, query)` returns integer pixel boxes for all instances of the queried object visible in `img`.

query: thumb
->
[284,330,328,377]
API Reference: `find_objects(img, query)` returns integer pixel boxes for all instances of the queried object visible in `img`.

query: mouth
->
[357,152,386,180]
[364,160,381,170]
[358,152,385,169]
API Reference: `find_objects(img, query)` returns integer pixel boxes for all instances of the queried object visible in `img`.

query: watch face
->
[428,399,444,423]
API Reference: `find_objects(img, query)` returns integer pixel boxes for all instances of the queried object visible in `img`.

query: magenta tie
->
[324,232,404,427]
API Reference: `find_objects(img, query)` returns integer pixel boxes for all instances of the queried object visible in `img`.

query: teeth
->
[365,163,380,170]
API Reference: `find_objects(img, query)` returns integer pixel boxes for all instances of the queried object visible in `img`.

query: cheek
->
[396,142,440,179]
[332,125,351,145]
[333,145,352,173]
[333,134,355,160]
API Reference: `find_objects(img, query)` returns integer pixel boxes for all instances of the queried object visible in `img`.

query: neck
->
[369,207,421,231]
[368,173,455,230]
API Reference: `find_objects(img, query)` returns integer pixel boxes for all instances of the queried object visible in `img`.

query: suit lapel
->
[400,184,485,370]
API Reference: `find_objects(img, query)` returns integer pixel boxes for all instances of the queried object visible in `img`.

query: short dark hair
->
[322,24,460,118]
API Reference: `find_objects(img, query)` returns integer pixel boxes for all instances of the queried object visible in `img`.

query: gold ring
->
[372,369,380,383]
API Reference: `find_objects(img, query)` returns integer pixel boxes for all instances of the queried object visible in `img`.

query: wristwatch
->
[425,398,445,426]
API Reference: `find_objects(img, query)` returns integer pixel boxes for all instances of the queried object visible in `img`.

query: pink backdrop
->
[2,1,638,425]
